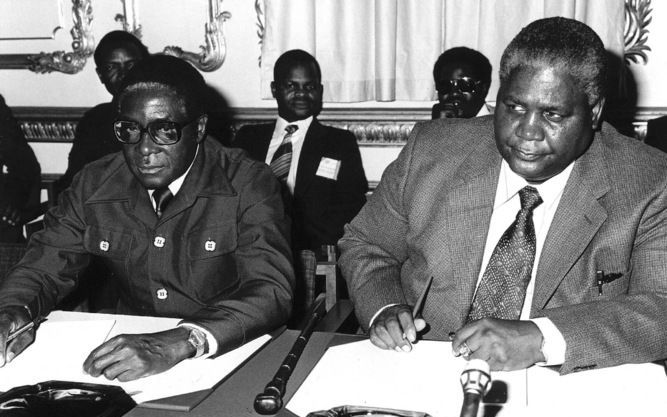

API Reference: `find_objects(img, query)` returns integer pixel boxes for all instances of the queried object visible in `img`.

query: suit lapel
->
[158,140,236,224]
[441,137,502,321]
[532,135,610,311]
[294,119,326,198]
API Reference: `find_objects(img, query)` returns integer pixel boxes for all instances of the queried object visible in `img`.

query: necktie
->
[270,125,298,183]
[466,186,543,322]
[152,187,173,219]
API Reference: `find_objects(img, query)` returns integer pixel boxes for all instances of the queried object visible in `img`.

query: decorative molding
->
[13,106,667,145]
[255,0,265,67]
[163,0,232,72]
[0,0,94,73]
[624,0,652,65]
[116,0,142,39]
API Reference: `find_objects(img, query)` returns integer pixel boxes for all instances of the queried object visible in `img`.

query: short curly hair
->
[433,47,492,86]
[117,54,207,118]
[499,17,607,106]
[94,30,149,67]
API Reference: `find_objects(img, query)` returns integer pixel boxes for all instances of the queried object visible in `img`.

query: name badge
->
[315,157,341,180]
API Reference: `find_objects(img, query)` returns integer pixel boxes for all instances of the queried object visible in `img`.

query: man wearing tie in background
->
[0,55,294,381]
[234,49,367,317]
[339,17,667,374]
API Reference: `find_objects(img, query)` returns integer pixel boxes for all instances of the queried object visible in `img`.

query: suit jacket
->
[0,94,41,243]
[339,115,667,374]
[645,115,667,153]
[234,119,367,251]
[0,138,294,355]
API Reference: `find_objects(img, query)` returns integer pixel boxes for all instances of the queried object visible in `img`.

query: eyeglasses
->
[437,77,482,95]
[113,117,199,145]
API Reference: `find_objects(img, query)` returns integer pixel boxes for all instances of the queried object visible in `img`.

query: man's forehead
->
[439,62,480,79]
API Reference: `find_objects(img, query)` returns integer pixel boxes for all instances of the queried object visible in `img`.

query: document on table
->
[0,313,271,404]
[287,339,667,417]
[286,339,527,417]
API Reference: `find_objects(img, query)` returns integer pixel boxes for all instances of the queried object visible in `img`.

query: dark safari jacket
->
[0,139,294,355]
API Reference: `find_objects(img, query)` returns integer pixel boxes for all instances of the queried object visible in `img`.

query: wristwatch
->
[186,328,208,359]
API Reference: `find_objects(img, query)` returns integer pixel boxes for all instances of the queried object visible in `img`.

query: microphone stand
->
[254,295,327,415]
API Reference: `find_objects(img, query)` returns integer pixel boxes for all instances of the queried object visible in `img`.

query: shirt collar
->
[276,116,313,138]
[476,102,492,117]
[149,143,199,198]
[496,159,574,210]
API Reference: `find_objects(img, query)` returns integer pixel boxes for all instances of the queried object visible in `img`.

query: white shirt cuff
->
[369,303,400,328]
[530,317,566,366]
[178,323,218,359]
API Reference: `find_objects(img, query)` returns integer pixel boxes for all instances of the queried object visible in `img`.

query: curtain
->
[260,0,625,102]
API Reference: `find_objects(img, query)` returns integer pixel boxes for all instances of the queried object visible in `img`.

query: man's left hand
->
[83,327,194,382]
[451,318,544,371]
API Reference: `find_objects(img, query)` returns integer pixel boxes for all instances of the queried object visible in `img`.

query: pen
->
[412,276,434,317]
[6,317,46,343]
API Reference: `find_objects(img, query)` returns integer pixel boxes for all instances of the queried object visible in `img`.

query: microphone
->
[253,295,327,415]
[459,359,491,417]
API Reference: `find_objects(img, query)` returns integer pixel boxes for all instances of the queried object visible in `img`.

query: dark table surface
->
[125,307,361,417]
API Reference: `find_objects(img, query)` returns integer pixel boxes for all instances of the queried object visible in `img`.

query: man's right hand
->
[369,304,427,352]
[0,306,34,367]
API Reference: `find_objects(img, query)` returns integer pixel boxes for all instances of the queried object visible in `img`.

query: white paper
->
[525,363,667,416]
[0,311,271,404]
[0,319,116,391]
[286,339,526,417]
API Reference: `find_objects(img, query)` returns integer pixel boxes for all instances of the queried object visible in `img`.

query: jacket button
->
[99,240,110,251]
[205,240,216,251]
[154,236,166,248]
[156,288,168,300]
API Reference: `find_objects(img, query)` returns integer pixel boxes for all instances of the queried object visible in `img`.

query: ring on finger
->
[458,341,472,358]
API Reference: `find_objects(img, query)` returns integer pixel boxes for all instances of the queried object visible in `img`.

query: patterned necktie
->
[466,186,543,322]
[152,187,173,219]
[270,124,298,182]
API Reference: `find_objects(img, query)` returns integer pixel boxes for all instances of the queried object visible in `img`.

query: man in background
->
[341,17,667,374]
[431,47,492,119]
[0,55,293,381]
[0,94,40,243]
[53,31,149,197]
[234,49,367,318]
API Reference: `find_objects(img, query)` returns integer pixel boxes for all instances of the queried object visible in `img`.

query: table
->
[125,300,667,416]
[126,329,358,417]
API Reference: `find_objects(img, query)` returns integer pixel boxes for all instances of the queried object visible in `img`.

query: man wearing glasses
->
[431,47,492,119]
[0,55,294,381]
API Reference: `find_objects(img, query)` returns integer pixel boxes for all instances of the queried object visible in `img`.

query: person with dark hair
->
[0,94,41,243]
[233,49,367,318]
[53,31,150,197]
[431,47,492,119]
[340,17,667,374]
[0,55,294,381]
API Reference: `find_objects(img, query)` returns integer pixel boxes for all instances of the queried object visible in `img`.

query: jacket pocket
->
[83,226,133,260]
[186,222,239,302]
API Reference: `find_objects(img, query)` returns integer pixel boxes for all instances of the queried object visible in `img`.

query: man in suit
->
[0,55,293,381]
[339,17,667,374]
[431,47,492,120]
[234,50,367,316]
